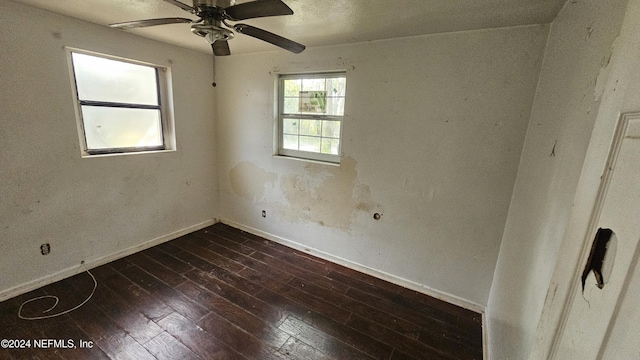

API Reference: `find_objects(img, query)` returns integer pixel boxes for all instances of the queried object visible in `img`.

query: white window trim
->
[277,72,346,164]
[65,47,176,157]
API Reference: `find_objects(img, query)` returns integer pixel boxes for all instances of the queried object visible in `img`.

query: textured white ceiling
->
[11,0,566,55]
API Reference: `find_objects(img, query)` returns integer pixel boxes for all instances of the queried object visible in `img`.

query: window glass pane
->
[283,135,299,150]
[284,79,301,97]
[284,97,299,114]
[302,78,325,92]
[81,106,162,149]
[300,119,321,136]
[299,91,326,114]
[299,136,321,152]
[72,52,158,105]
[283,119,299,134]
[325,97,345,116]
[321,138,340,155]
[322,120,341,138]
[327,77,346,97]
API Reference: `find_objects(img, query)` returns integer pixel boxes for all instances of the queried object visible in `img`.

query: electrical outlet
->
[40,243,51,255]
[262,210,266,218]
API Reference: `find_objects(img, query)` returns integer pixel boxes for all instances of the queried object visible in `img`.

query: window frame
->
[277,72,346,164]
[66,48,175,156]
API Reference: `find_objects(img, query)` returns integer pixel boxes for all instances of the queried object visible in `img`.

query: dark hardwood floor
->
[0,223,483,360]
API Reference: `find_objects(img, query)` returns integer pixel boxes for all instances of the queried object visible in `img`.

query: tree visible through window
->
[278,73,346,163]
[68,50,173,155]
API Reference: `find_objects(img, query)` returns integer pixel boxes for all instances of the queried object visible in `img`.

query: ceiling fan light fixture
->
[191,24,235,44]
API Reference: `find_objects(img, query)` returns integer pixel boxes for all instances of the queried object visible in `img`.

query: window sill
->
[273,154,340,166]
[81,148,176,159]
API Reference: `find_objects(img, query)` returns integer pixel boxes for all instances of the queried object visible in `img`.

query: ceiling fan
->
[110,0,305,85]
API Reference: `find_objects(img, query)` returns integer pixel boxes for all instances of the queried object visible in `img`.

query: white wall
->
[531,0,640,357]
[215,26,548,308]
[0,0,218,299]
[486,0,629,358]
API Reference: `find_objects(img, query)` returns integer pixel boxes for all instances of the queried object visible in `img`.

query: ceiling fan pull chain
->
[211,50,217,87]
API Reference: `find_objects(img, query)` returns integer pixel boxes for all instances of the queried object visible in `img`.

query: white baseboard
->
[0,219,216,302]
[221,218,486,314]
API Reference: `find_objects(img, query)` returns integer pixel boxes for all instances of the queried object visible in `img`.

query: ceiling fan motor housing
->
[193,0,235,8]
[190,0,236,44]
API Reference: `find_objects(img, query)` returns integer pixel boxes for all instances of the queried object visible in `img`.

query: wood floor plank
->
[99,333,156,360]
[106,308,164,345]
[278,316,378,360]
[278,337,336,360]
[155,241,185,256]
[269,281,352,324]
[193,228,257,256]
[128,252,188,287]
[188,236,296,290]
[141,247,194,275]
[398,287,480,320]
[143,331,200,360]
[346,314,462,360]
[68,302,155,360]
[208,223,264,244]
[286,275,422,339]
[332,270,459,325]
[257,287,393,360]
[0,223,483,359]
[117,265,210,322]
[177,280,286,327]
[250,251,351,294]
[68,302,124,344]
[157,312,245,360]
[183,269,281,325]
[241,236,334,276]
[328,263,405,295]
[198,312,290,360]
[389,348,421,360]
[117,264,170,294]
[173,251,262,296]
[173,234,246,273]
[91,265,174,322]
[289,311,395,360]
[345,286,457,332]
[256,287,329,325]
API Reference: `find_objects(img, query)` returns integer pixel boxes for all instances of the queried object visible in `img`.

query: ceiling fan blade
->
[212,41,231,56]
[225,0,293,20]
[109,17,194,30]
[234,24,305,53]
[164,0,197,14]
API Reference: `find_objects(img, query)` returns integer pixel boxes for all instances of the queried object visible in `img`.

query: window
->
[278,72,346,163]
[68,49,174,155]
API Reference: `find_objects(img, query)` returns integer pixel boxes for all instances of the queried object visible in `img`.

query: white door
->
[554,112,640,359]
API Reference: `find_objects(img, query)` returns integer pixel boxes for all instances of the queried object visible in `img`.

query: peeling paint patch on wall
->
[229,157,381,230]
[281,157,381,229]
[280,157,381,230]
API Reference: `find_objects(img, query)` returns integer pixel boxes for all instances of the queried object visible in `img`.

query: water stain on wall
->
[229,157,381,230]
[229,162,277,202]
